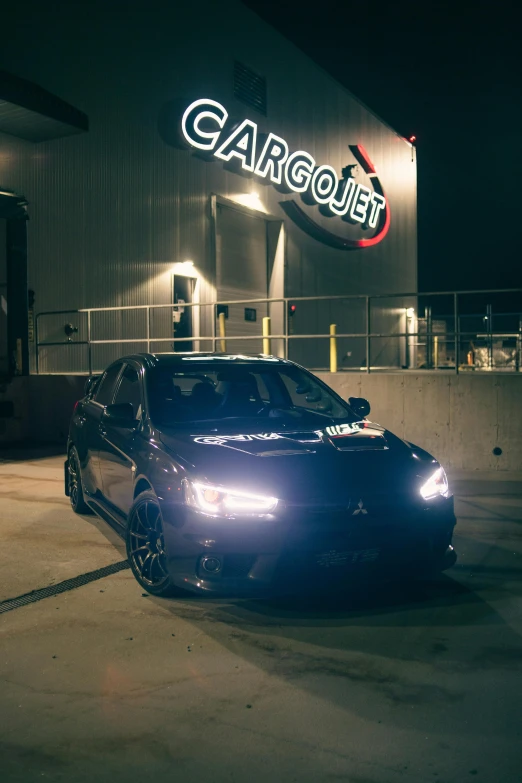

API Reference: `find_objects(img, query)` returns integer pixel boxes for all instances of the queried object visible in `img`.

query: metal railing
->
[34,288,522,375]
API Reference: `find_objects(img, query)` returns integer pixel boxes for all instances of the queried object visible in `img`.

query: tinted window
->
[95,363,123,406]
[113,365,142,419]
[147,363,353,426]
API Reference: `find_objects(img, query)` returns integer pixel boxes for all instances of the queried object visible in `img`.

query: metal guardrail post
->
[365,297,371,373]
[284,299,289,360]
[487,303,493,369]
[329,324,337,372]
[454,293,459,374]
[87,311,92,375]
[262,316,271,355]
[35,313,39,374]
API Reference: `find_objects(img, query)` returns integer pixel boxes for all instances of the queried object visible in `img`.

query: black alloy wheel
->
[68,448,91,514]
[126,490,179,596]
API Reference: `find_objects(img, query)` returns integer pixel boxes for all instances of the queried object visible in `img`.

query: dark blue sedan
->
[65,353,456,597]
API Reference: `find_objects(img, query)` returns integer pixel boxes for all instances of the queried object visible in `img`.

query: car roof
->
[122,352,292,370]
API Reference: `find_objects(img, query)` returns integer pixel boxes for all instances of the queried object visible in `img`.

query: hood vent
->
[331,436,388,452]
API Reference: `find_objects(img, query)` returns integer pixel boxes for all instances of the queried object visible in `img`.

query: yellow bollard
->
[433,335,439,369]
[218,311,226,353]
[330,324,338,372]
[262,316,271,355]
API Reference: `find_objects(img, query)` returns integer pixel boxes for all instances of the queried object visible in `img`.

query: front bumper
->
[160,495,457,596]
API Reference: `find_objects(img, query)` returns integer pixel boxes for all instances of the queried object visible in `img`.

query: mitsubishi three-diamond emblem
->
[352,499,368,516]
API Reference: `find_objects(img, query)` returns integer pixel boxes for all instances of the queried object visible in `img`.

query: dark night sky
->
[244,0,521,292]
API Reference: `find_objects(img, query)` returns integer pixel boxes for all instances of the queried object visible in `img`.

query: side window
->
[281,372,335,415]
[255,373,271,402]
[113,365,142,419]
[173,374,217,396]
[95,363,123,406]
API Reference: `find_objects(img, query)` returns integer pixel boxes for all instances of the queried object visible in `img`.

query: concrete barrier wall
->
[316,373,522,472]
[0,376,86,445]
[1,373,521,472]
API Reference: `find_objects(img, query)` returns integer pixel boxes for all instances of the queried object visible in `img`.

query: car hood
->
[159,421,429,504]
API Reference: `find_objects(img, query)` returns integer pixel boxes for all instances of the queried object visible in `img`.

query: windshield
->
[147,363,357,428]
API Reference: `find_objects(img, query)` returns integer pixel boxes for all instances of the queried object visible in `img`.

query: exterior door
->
[216,204,268,354]
[173,274,196,351]
[98,363,143,517]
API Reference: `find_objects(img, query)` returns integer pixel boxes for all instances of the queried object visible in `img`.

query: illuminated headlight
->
[183,479,278,516]
[420,467,449,500]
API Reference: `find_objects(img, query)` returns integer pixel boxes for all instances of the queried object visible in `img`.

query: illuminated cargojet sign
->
[181,98,390,250]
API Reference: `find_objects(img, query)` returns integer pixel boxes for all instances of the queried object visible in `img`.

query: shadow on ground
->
[145,534,522,727]
[0,442,66,462]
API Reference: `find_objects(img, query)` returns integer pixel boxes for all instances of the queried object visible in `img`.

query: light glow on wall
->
[229,191,268,213]
[171,260,197,277]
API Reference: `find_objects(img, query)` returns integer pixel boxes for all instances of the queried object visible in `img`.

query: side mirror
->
[348,396,371,418]
[84,375,101,397]
[103,403,139,428]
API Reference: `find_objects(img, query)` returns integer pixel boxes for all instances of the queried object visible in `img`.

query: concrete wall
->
[2,373,521,474]
[0,376,85,445]
[316,372,522,472]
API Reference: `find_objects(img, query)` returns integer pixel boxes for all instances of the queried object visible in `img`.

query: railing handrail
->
[33,287,522,317]
[34,288,522,376]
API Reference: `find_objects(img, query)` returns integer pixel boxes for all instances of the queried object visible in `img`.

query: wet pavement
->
[1,454,521,783]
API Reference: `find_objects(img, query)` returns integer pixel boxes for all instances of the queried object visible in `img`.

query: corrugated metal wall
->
[0,0,416,374]
[216,203,268,356]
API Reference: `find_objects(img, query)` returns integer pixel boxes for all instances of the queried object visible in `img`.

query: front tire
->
[126,490,180,597]
[68,447,91,514]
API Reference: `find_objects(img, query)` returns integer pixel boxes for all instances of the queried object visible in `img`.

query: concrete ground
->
[1,453,521,783]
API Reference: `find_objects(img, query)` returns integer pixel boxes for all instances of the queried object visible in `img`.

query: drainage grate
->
[0,560,131,614]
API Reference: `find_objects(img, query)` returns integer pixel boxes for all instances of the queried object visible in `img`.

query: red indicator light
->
[409,135,416,143]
